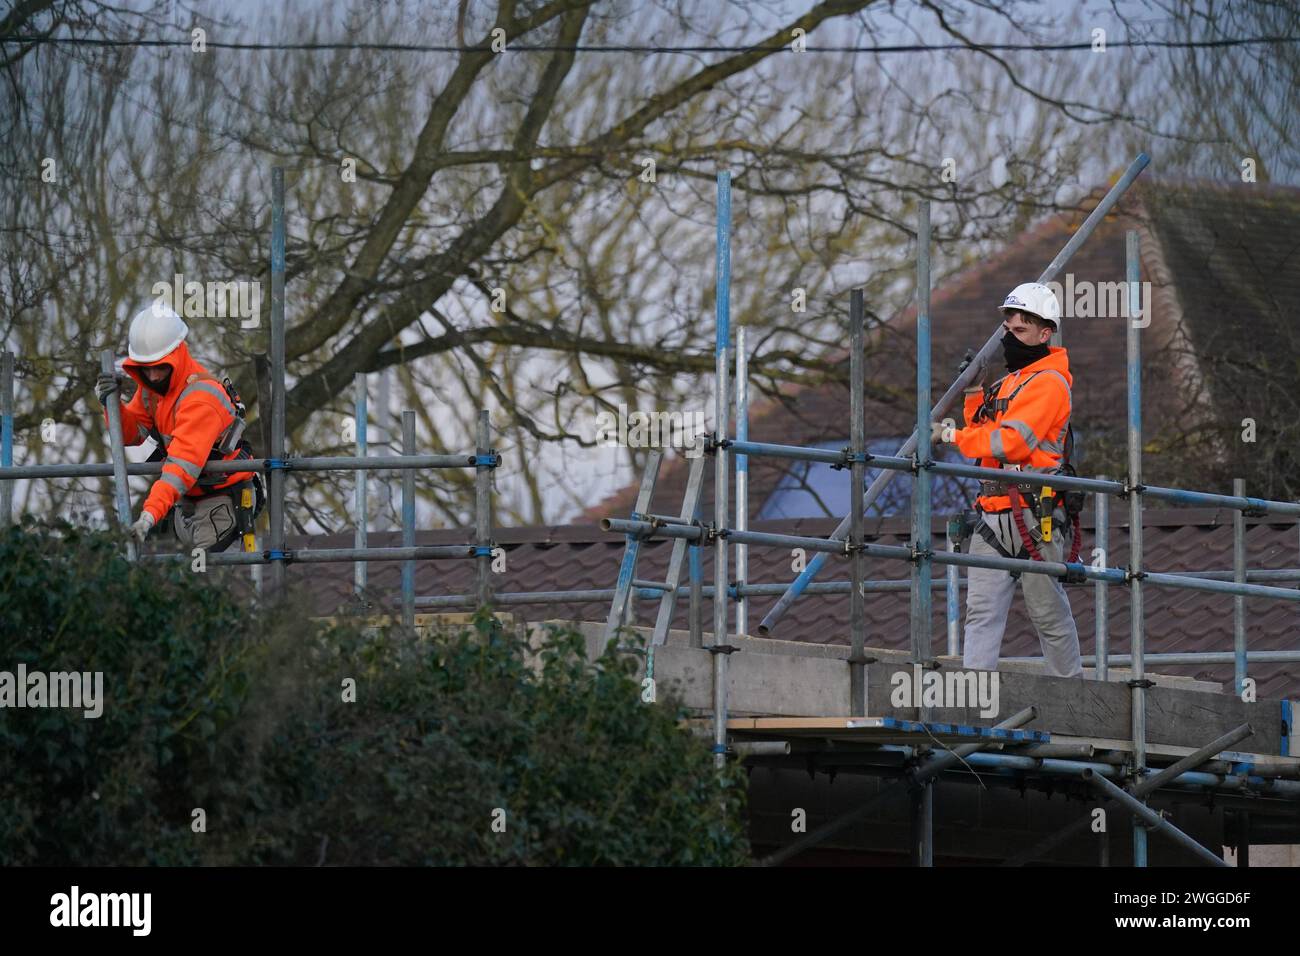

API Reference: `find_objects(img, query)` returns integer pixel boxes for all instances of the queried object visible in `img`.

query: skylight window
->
[756,436,981,520]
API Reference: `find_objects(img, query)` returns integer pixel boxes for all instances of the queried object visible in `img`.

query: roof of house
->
[579,177,1300,523]
[1140,180,1300,487]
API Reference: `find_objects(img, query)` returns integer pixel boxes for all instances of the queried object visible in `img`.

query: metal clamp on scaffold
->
[473,545,495,557]
[629,513,694,541]
[830,448,872,471]
[1119,480,1146,499]
[705,433,731,454]
[471,452,500,468]
[263,549,293,562]
[263,458,292,471]
[1125,568,1148,583]
[909,545,934,564]
[1241,500,1268,518]
[1063,562,1088,585]
[1126,678,1156,689]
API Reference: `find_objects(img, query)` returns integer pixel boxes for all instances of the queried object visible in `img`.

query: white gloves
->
[930,421,957,444]
[130,511,155,543]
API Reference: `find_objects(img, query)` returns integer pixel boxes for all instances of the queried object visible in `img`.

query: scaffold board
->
[722,716,1051,746]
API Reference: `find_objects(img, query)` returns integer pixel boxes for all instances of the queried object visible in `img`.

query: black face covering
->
[1001,329,1050,371]
[139,365,174,395]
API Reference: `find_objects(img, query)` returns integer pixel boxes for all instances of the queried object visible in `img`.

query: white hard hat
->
[1000,282,1061,332]
[127,302,189,363]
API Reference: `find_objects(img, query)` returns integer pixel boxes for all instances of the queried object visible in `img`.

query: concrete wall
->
[544,619,1286,755]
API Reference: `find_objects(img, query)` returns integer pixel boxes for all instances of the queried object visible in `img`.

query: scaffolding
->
[2,156,1299,866]
[596,155,1300,866]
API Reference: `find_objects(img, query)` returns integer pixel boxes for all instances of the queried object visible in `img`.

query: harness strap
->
[976,516,1021,580]
[1008,486,1084,565]
[977,371,1044,422]
[1009,487,1045,563]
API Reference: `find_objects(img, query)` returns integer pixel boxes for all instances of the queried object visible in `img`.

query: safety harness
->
[134,370,263,552]
[141,372,252,489]
[966,371,1084,571]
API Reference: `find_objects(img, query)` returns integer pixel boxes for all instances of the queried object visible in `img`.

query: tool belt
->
[978,464,1085,520]
[978,479,1058,518]
[211,470,264,531]
[968,466,1085,571]
[172,474,265,554]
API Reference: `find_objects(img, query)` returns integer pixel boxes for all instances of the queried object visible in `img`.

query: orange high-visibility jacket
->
[953,346,1073,513]
[103,341,254,523]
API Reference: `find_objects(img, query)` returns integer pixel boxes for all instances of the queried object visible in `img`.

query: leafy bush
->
[0,519,749,865]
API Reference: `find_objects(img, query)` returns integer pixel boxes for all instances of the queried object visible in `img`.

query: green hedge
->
[0,519,749,865]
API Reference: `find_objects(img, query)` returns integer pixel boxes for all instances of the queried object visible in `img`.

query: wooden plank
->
[723,716,1049,746]
[1144,681,1278,752]
[645,644,849,716]
[728,717,871,731]
[864,662,1284,755]
[868,663,1129,735]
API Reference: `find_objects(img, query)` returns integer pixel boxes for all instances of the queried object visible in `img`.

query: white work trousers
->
[961,510,1083,678]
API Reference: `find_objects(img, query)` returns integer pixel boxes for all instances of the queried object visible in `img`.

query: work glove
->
[930,420,957,445]
[958,349,989,386]
[95,371,134,406]
[130,511,155,544]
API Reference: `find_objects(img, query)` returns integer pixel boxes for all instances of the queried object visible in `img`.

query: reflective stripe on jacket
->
[953,346,1073,513]
[104,341,253,523]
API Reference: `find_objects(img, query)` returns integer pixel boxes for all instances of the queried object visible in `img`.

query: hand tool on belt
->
[974,472,1083,566]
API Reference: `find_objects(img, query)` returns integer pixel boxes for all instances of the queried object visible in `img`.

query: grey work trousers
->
[961,510,1083,678]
